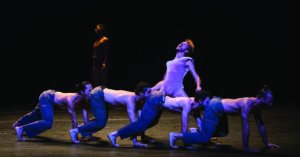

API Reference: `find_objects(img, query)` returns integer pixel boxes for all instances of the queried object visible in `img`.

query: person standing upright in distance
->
[93,24,109,87]
[152,39,201,98]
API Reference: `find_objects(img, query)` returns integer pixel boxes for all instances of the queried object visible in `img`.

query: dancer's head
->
[195,90,210,107]
[135,81,151,98]
[95,24,106,35]
[176,39,194,56]
[76,81,93,100]
[257,85,273,107]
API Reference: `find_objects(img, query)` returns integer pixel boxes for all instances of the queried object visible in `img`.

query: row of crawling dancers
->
[13,39,279,152]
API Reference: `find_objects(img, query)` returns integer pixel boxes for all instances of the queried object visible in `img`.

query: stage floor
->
[0,102,298,157]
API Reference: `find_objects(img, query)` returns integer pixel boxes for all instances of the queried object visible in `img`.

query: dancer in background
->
[13,81,92,141]
[93,24,110,87]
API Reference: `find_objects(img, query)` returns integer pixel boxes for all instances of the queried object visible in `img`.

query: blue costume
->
[14,90,56,138]
[118,91,165,139]
[183,97,228,144]
[77,86,108,137]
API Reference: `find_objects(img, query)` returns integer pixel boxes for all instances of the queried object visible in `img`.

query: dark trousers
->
[78,86,108,137]
[92,59,108,87]
[183,97,228,144]
[15,90,55,138]
[118,91,165,139]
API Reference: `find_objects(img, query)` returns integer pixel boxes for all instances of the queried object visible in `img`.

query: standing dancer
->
[92,24,110,87]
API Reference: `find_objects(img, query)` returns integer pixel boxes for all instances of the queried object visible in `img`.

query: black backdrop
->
[2,1,299,107]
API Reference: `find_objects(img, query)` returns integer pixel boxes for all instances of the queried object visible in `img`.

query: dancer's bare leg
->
[107,131,120,147]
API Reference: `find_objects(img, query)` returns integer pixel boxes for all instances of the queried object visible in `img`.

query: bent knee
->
[42,120,53,129]
[94,120,107,128]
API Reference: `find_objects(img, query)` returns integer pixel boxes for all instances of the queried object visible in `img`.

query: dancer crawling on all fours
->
[13,81,92,141]
[169,85,280,152]
[107,86,211,147]
[152,39,201,98]
[69,82,148,145]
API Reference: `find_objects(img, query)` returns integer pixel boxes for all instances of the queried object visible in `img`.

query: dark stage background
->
[2,1,299,108]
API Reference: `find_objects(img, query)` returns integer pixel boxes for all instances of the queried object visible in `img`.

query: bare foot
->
[133,138,147,147]
[107,132,119,147]
[15,126,26,141]
[69,129,80,144]
[169,132,179,149]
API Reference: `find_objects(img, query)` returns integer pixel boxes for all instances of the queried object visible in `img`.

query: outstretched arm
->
[187,61,201,91]
[254,110,280,149]
[127,99,147,146]
[241,105,253,152]
[189,108,203,132]
[196,117,202,132]
[82,105,89,124]
[68,104,78,129]
[241,106,260,152]
[127,101,136,123]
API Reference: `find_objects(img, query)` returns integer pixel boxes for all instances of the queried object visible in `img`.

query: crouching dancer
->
[69,82,149,144]
[169,85,280,152]
[107,84,210,147]
[13,81,92,141]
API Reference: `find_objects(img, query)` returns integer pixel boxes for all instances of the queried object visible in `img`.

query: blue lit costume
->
[183,97,228,144]
[14,90,56,138]
[118,91,165,139]
[77,86,108,137]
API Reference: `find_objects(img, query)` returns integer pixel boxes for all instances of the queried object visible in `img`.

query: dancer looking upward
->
[152,39,201,97]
